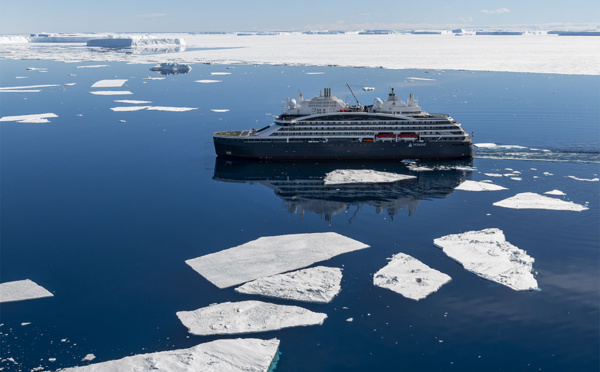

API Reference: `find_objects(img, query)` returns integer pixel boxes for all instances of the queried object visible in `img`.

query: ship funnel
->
[324,88,331,97]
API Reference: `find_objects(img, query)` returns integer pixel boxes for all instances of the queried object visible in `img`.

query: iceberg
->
[323,169,416,185]
[0,279,53,303]
[433,228,538,291]
[91,79,127,88]
[58,338,279,372]
[185,232,368,288]
[493,192,588,211]
[177,301,326,336]
[0,113,57,123]
[87,36,185,48]
[454,180,507,191]
[373,253,451,300]
[235,266,342,303]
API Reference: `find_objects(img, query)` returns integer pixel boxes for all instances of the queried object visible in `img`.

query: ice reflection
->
[213,157,471,220]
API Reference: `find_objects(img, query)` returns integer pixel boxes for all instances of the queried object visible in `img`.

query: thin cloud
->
[481,8,510,14]
[137,13,168,18]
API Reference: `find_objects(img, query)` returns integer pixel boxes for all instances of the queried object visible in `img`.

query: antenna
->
[346,84,361,107]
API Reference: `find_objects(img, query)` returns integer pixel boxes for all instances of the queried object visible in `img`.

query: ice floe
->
[142,76,165,80]
[362,87,375,91]
[0,279,53,303]
[373,253,451,300]
[407,164,434,171]
[91,79,127,88]
[544,190,566,196]
[211,109,230,112]
[186,232,368,288]
[89,91,133,95]
[81,354,96,362]
[0,113,57,123]
[177,301,326,336]
[110,106,149,112]
[0,84,60,91]
[59,338,279,372]
[235,266,342,303]
[484,173,503,177]
[110,106,197,112]
[455,180,507,192]
[114,99,152,104]
[567,175,599,182]
[210,72,231,76]
[76,65,109,68]
[493,192,588,211]
[195,79,222,83]
[433,228,538,291]
[323,169,416,185]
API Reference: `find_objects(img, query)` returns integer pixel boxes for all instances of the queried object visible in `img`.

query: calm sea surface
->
[1,59,598,371]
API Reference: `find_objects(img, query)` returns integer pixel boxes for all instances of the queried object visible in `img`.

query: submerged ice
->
[177,300,326,336]
[373,253,451,300]
[433,228,538,291]
[186,232,368,288]
[235,266,342,303]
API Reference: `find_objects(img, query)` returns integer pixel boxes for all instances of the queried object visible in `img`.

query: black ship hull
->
[213,137,473,160]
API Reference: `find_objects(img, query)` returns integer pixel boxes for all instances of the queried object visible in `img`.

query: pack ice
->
[373,253,451,300]
[177,301,327,336]
[0,279,53,303]
[433,228,538,291]
[235,266,342,303]
[324,169,416,185]
[493,192,588,211]
[58,338,279,372]
[186,232,368,288]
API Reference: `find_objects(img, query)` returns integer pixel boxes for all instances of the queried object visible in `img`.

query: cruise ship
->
[213,87,473,160]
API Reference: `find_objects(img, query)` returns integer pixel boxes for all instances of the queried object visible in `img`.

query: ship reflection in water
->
[213,157,471,221]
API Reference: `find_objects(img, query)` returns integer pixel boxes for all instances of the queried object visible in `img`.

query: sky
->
[1,0,598,34]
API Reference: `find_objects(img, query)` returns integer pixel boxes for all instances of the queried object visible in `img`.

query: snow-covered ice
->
[235,266,342,303]
[195,79,222,83]
[59,338,279,372]
[186,232,368,288]
[434,228,538,291]
[177,301,326,336]
[455,180,507,192]
[323,169,416,185]
[493,192,588,211]
[544,190,566,196]
[0,279,53,303]
[373,253,451,300]
[567,175,599,182]
[90,91,132,95]
[91,79,127,88]
[114,100,152,104]
[0,113,57,123]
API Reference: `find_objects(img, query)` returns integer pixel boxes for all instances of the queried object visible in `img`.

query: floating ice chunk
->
[15,76,28,79]
[405,77,435,81]
[90,91,133,95]
[455,180,507,192]
[211,109,230,112]
[26,67,47,71]
[362,87,375,91]
[146,106,197,112]
[0,113,57,123]
[177,301,326,336]
[324,169,416,185]
[407,164,434,171]
[305,72,324,75]
[544,190,566,196]
[373,253,451,300]
[473,143,497,149]
[543,172,553,176]
[433,228,538,291]
[110,106,149,112]
[0,89,41,93]
[567,175,599,182]
[142,77,165,80]
[91,79,127,88]
[498,145,528,149]
[0,279,53,303]
[346,318,353,322]
[186,232,368,288]
[81,354,96,362]
[195,79,222,83]
[484,173,503,177]
[510,177,522,181]
[493,192,588,211]
[0,84,59,90]
[235,266,342,303]
[210,72,231,75]
[114,99,152,104]
[76,65,109,68]
[64,83,76,86]
[59,338,279,372]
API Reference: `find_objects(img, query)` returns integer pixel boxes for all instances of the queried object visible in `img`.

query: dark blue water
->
[1,60,598,371]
